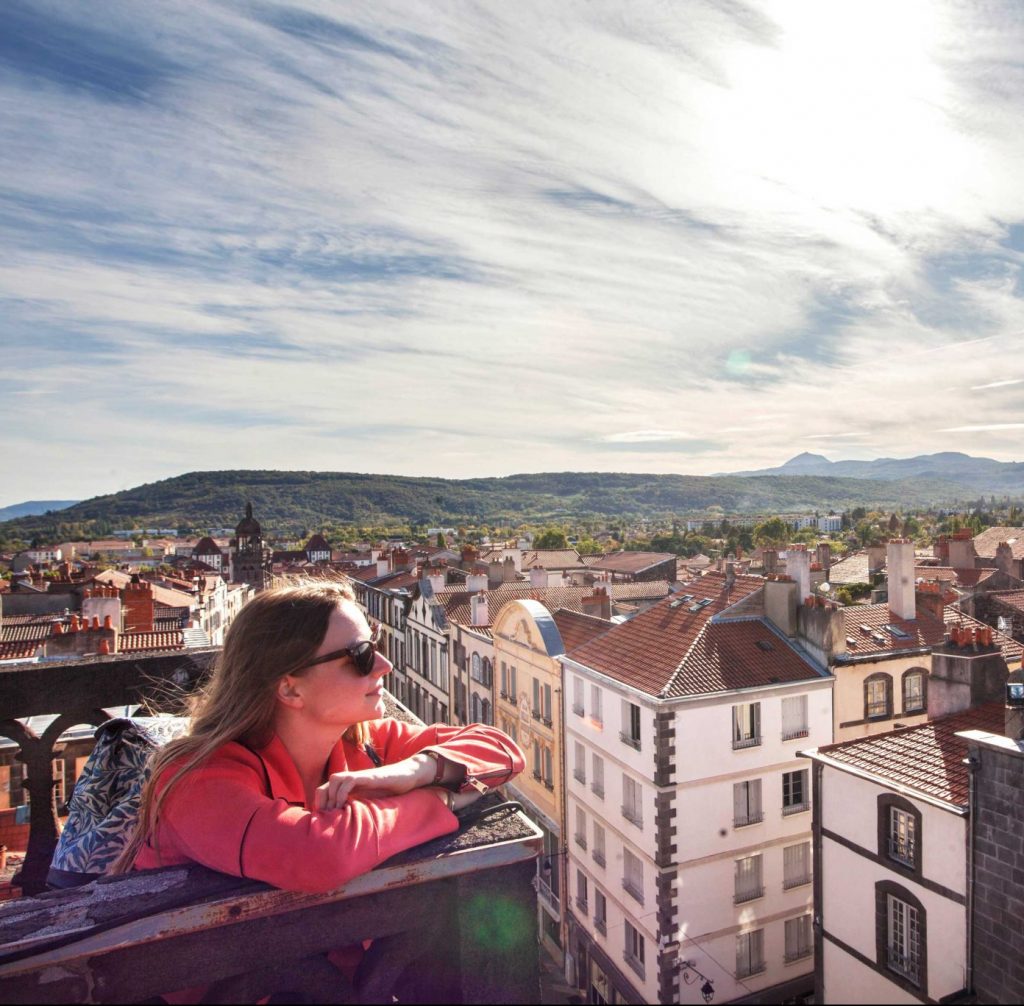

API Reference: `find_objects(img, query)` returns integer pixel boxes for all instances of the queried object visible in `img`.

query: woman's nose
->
[371,651,391,677]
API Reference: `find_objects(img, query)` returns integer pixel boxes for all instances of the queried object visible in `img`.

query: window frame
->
[875,881,927,996]
[620,700,641,750]
[782,768,810,816]
[736,929,765,979]
[622,773,643,828]
[624,920,646,979]
[784,914,813,962]
[733,778,763,828]
[732,701,762,749]
[734,854,764,905]
[864,672,893,721]
[877,794,922,876]
[901,668,927,715]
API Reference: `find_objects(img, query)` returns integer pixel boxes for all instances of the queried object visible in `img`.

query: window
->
[782,769,809,815]
[573,676,585,716]
[591,753,605,798]
[864,673,892,720]
[594,888,607,935]
[624,920,645,978]
[592,822,606,867]
[532,740,541,780]
[903,670,926,714]
[543,747,553,789]
[509,665,518,700]
[732,702,761,748]
[734,854,763,904]
[590,684,603,725]
[785,915,813,962]
[575,806,587,850]
[622,774,643,828]
[621,700,641,749]
[500,661,510,699]
[471,652,482,681]
[887,895,921,984]
[781,694,809,740]
[574,741,586,784]
[733,779,763,827]
[481,698,492,725]
[736,929,765,978]
[543,684,552,725]
[533,678,541,719]
[783,842,811,889]
[623,849,644,904]
[576,869,589,913]
[889,807,916,867]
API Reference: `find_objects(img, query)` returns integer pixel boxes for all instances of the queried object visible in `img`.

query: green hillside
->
[0,469,970,546]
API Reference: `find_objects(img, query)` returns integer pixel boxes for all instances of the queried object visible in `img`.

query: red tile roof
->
[565,573,816,698]
[814,702,1004,808]
[838,604,1022,664]
[551,609,613,653]
[520,549,585,570]
[973,527,1024,560]
[587,551,677,575]
[990,590,1024,614]
[118,630,185,653]
[0,640,39,661]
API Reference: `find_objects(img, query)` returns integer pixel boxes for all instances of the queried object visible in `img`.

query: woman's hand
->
[316,752,462,810]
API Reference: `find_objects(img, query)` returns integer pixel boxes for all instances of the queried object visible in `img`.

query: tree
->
[753,517,790,547]
[436,532,446,549]
[534,527,569,549]
[576,538,602,555]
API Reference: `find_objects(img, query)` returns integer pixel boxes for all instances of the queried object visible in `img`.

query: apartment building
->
[560,571,831,1004]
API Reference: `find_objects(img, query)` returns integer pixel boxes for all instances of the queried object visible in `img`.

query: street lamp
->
[679,960,715,1004]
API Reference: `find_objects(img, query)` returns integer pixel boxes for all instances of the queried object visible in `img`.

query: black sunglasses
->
[299,622,383,676]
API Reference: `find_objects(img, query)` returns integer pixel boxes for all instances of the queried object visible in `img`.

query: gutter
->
[965,750,980,996]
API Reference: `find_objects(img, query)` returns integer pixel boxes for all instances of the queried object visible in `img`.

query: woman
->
[115,580,524,895]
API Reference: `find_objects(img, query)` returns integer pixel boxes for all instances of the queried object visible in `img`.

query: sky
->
[2,0,1024,505]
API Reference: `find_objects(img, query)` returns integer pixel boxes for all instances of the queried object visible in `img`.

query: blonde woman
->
[115,581,524,892]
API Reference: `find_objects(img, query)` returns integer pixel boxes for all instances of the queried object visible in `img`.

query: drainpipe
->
[965,749,980,996]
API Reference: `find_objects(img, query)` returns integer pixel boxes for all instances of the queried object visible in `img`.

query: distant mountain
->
[718,452,1024,493]
[0,500,79,522]
[0,469,975,545]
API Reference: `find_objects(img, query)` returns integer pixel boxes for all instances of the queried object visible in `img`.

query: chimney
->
[466,571,488,593]
[764,578,799,636]
[915,581,945,622]
[391,548,410,572]
[376,557,389,577]
[82,586,121,633]
[503,556,517,582]
[121,576,155,633]
[460,544,479,569]
[947,531,976,571]
[887,539,915,621]
[786,545,811,602]
[725,560,736,591]
[427,568,446,594]
[995,542,1014,577]
[471,592,489,626]
[815,542,832,575]
[867,544,887,575]
[530,566,548,589]
[762,549,779,576]
[488,560,504,586]
[934,536,950,564]
[929,631,1008,719]
[796,600,847,665]
[581,586,611,621]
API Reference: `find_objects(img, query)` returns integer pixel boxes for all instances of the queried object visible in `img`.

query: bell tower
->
[229,501,272,589]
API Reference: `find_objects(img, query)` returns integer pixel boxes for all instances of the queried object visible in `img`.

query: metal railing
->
[734,885,765,905]
[591,782,605,799]
[732,735,761,750]
[782,801,810,816]
[734,811,764,828]
[573,768,586,784]
[783,873,812,890]
[782,728,809,741]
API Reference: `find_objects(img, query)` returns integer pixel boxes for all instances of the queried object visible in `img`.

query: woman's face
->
[285,601,390,728]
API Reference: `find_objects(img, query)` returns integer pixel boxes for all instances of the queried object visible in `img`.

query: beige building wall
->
[833,655,932,741]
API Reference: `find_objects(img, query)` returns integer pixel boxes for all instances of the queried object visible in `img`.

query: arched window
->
[471,693,481,723]
[471,653,482,682]
[482,658,493,687]
[875,880,927,997]
[901,668,927,715]
[864,673,893,721]
[481,698,492,725]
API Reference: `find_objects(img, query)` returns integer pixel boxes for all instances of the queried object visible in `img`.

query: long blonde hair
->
[112,580,369,873]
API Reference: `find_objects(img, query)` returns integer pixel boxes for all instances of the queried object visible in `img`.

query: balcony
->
[782,728,809,742]
[734,885,765,905]
[782,801,810,817]
[594,916,607,936]
[785,946,813,963]
[0,651,543,1003]
[592,849,606,868]
[732,735,761,750]
[734,811,764,828]
[783,873,812,890]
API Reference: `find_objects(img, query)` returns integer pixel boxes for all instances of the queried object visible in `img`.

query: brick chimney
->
[887,539,915,621]
[471,592,489,626]
[43,614,118,658]
[915,581,945,622]
[995,542,1015,577]
[376,556,389,577]
[391,548,410,572]
[934,536,950,564]
[460,544,479,570]
[121,576,155,633]
[581,586,611,621]
[82,586,121,633]
[815,542,832,575]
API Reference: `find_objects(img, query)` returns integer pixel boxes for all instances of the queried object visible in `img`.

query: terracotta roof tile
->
[815,703,1004,807]
[827,552,871,584]
[118,630,185,653]
[839,604,1022,664]
[520,549,585,570]
[972,527,1024,560]
[990,590,1024,614]
[0,640,39,660]
[551,609,613,653]
[587,551,677,575]
[566,573,808,698]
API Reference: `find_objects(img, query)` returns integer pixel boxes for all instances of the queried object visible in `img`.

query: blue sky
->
[2,0,1024,504]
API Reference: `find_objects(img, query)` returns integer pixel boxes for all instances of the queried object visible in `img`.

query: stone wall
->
[971,739,1024,1003]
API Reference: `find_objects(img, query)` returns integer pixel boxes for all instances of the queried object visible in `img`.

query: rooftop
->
[565,571,823,698]
[811,702,1004,809]
[972,526,1024,559]
[550,608,613,652]
[586,550,677,574]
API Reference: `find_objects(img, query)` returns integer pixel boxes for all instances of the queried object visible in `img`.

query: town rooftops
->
[519,549,585,570]
[565,571,822,698]
[586,551,677,575]
[973,526,1024,559]
[193,537,222,556]
[305,533,331,552]
[92,570,194,609]
[989,590,1024,614]
[838,603,1022,665]
[807,702,1004,810]
[827,552,871,584]
[550,609,613,653]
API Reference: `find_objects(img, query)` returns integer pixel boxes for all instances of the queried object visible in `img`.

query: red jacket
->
[134,719,525,893]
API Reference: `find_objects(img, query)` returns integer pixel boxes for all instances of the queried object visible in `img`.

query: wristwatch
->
[423,749,446,785]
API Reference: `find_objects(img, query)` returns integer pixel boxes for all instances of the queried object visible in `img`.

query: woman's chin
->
[366,694,386,718]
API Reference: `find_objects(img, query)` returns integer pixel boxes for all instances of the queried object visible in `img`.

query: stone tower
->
[229,501,271,590]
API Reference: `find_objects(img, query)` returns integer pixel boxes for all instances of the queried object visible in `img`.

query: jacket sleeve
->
[156,755,459,894]
[372,719,526,793]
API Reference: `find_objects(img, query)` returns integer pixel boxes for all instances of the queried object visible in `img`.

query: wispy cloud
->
[2,0,1024,502]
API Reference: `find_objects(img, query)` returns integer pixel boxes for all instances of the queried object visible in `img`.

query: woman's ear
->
[276,674,304,710]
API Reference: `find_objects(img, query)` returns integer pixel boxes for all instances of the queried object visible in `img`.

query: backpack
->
[47,716,191,889]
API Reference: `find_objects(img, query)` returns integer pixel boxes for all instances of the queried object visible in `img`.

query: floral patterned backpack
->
[47,716,191,889]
